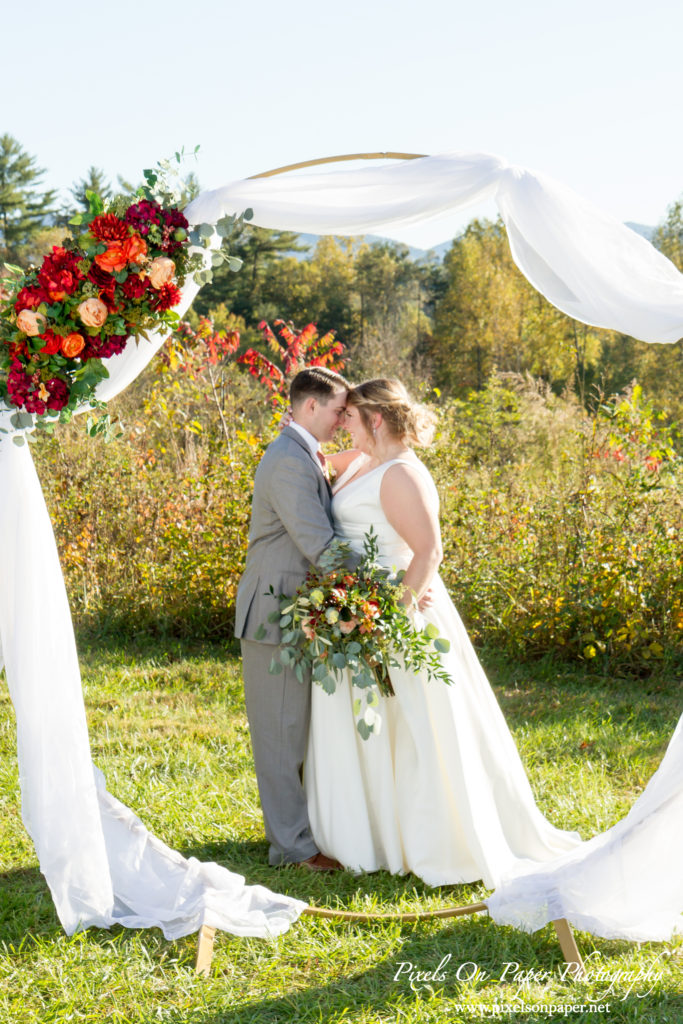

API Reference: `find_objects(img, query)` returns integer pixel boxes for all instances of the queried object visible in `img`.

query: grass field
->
[1,640,681,1023]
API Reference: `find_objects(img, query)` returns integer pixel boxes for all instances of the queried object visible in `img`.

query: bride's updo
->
[346,379,436,447]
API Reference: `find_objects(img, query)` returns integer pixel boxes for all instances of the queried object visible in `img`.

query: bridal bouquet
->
[0,152,249,439]
[262,529,451,739]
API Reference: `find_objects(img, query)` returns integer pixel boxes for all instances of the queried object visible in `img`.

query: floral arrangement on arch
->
[0,152,249,439]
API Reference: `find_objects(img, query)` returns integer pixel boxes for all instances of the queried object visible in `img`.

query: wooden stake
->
[195,924,216,977]
[552,918,585,978]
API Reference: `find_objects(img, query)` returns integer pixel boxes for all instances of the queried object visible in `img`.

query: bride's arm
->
[325,449,362,473]
[380,464,442,606]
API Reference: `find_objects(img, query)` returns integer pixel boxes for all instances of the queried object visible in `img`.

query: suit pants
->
[241,639,318,865]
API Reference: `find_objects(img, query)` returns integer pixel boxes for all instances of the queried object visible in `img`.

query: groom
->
[235,366,349,870]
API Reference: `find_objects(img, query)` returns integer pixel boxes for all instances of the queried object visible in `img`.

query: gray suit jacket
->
[235,426,335,644]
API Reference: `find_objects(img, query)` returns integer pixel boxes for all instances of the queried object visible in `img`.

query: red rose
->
[39,330,62,355]
[14,286,45,313]
[37,246,83,300]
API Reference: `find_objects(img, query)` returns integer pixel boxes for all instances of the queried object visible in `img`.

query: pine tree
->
[0,134,56,265]
[69,166,112,210]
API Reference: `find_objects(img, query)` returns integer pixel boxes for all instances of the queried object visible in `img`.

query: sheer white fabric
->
[487,715,683,941]
[185,151,683,344]
[0,276,305,938]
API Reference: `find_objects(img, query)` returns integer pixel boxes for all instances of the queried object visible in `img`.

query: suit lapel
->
[280,426,332,499]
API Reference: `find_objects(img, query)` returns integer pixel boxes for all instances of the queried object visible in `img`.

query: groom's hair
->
[290,367,349,408]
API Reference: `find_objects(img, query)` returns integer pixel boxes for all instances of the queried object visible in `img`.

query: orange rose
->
[94,243,127,274]
[61,332,85,358]
[16,309,46,336]
[78,297,108,328]
[122,234,147,265]
[148,256,175,289]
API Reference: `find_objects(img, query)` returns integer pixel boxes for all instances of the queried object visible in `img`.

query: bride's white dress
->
[305,455,580,888]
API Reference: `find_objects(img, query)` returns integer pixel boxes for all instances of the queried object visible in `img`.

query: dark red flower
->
[124,199,163,236]
[90,214,129,243]
[14,285,46,313]
[149,282,181,311]
[45,377,69,411]
[37,246,83,301]
[122,274,149,299]
[82,333,128,360]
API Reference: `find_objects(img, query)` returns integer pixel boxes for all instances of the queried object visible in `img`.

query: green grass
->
[1,641,681,1023]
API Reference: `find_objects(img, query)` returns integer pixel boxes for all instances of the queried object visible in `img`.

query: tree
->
[70,166,112,210]
[653,197,683,271]
[0,134,56,265]
[193,225,307,320]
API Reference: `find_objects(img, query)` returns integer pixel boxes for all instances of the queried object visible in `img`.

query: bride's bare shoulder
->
[380,456,436,497]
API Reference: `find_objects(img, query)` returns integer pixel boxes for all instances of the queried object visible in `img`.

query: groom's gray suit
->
[235,425,334,865]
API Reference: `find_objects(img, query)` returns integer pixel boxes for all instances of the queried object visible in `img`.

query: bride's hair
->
[347,379,436,447]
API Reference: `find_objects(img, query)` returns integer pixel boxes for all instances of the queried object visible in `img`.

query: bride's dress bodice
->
[332,455,439,571]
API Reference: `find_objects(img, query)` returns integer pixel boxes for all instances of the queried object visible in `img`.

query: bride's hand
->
[418,587,435,611]
[278,407,293,432]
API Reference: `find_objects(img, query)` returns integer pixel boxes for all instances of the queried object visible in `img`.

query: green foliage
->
[426,376,682,672]
[31,359,681,675]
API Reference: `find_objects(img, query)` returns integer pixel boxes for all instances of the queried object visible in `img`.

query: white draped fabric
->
[0,277,306,938]
[185,151,683,345]
[1,149,681,943]
[487,715,683,941]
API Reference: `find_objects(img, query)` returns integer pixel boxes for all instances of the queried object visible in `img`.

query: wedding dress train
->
[305,457,580,888]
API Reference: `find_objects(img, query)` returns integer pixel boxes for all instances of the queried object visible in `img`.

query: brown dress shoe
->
[296,852,343,871]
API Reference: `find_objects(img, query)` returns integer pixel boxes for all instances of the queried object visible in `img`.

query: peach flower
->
[16,309,46,336]
[78,297,108,328]
[148,256,175,289]
[61,333,85,358]
[339,618,358,635]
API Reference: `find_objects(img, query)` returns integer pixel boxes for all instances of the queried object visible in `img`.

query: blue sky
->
[4,0,682,246]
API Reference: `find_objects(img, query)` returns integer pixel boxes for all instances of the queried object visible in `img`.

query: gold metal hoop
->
[248,151,428,179]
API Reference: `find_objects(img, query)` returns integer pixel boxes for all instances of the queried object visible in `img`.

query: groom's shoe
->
[296,852,343,872]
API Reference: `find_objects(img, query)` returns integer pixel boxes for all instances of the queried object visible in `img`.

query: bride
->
[305,378,580,888]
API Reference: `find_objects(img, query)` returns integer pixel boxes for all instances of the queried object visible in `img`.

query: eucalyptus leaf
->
[320,674,337,695]
[434,637,451,653]
[425,622,440,640]
[10,412,34,430]
[357,720,371,741]
[12,436,25,447]
[268,658,283,675]
[255,623,267,639]
[331,652,347,669]
[198,223,214,239]
[227,257,243,272]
